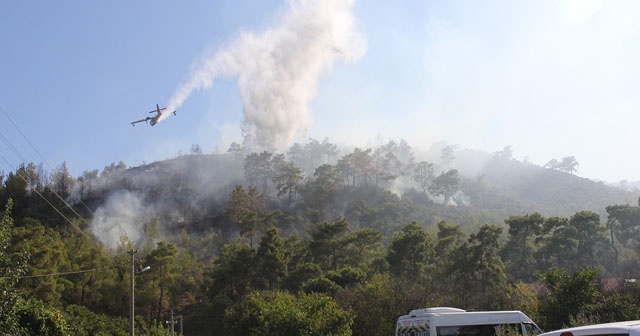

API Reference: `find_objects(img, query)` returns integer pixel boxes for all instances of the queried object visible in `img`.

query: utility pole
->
[171,308,175,336]
[129,249,136,336]
[129,249,150,336]
[179,315,183,335]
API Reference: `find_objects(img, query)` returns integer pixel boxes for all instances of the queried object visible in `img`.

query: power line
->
[0,105,129,285]
[0,104,53,172]
[0,103,93,226]
[0,153,83,234]
[0,131,23,163]
[19,266,115,279]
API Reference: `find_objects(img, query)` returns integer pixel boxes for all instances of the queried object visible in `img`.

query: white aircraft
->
[130,104,176,126]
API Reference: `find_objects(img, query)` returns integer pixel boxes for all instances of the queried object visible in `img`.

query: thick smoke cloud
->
[91,190,148,250]
[164,0,365,150]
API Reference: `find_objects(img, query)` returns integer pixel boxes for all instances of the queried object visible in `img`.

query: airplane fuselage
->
[130,104,175,126]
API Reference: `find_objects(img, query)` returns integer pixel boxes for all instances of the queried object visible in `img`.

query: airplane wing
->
[132,105,173,126]
[149,104,167,115]
[130,118,149,126]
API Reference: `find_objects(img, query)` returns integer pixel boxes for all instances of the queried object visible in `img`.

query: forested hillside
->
[1,139,640,336]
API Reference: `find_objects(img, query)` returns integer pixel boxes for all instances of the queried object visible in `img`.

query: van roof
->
[540,321,640,336]
[409,307,467,315]
[398,310,534,326]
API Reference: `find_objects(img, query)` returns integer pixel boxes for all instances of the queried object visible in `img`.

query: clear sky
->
[1,0,639,183]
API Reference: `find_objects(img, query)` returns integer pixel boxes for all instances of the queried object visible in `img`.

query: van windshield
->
[437,324,523,336]
[523,323,542,336]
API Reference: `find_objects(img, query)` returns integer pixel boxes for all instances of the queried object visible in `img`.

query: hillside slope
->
[91,150,639,240]
[468,155,638,218]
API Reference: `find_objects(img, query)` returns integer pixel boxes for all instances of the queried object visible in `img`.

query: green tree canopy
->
[224,290,353,336]
[0,199,29,334]
[428,169,460,205]
[386,222,433,278]
[255,226,287,290]
[538,268,600,330]
[502,213,544,282]
[308,218,351,272]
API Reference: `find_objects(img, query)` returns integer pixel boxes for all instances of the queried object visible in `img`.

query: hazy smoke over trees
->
[91,190,147,249]
[165,0,366,150]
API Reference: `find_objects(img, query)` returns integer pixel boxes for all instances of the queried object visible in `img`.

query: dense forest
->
[1,138,640,336]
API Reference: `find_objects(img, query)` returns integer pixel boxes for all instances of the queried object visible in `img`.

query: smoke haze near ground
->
[164,0,365,150]
[91,190,148,250]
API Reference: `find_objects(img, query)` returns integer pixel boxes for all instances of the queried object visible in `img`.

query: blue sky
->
[1,0,639,183]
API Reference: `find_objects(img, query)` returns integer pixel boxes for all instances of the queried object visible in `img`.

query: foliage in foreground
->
[224,290,353,336]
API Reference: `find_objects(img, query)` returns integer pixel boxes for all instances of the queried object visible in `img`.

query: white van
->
[539,321,640,336]
[395,307,542,336]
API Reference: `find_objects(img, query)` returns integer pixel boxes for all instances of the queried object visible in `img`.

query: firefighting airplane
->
[130,104,176,126]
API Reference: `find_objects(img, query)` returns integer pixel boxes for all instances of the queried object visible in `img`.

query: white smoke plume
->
[91,190,149,250]
[163,0,366,149]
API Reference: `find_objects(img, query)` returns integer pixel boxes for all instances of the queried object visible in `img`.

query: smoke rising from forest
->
[79,136,640,252]
[164,0,365,150]
[87,155,242,250]
[91,190,149,250]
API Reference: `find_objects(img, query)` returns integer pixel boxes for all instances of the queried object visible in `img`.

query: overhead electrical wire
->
[0,104,135,282]
[0,152,83,234]
[0,136,90,229]
[0,105,49,169]
[19,266,115,278]
[0,104,92,231]
[0,105,94,220]
[0,265,119,279]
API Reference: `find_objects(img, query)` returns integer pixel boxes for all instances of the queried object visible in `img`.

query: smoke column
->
[163,0,365,149]
[91,190,148,250]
